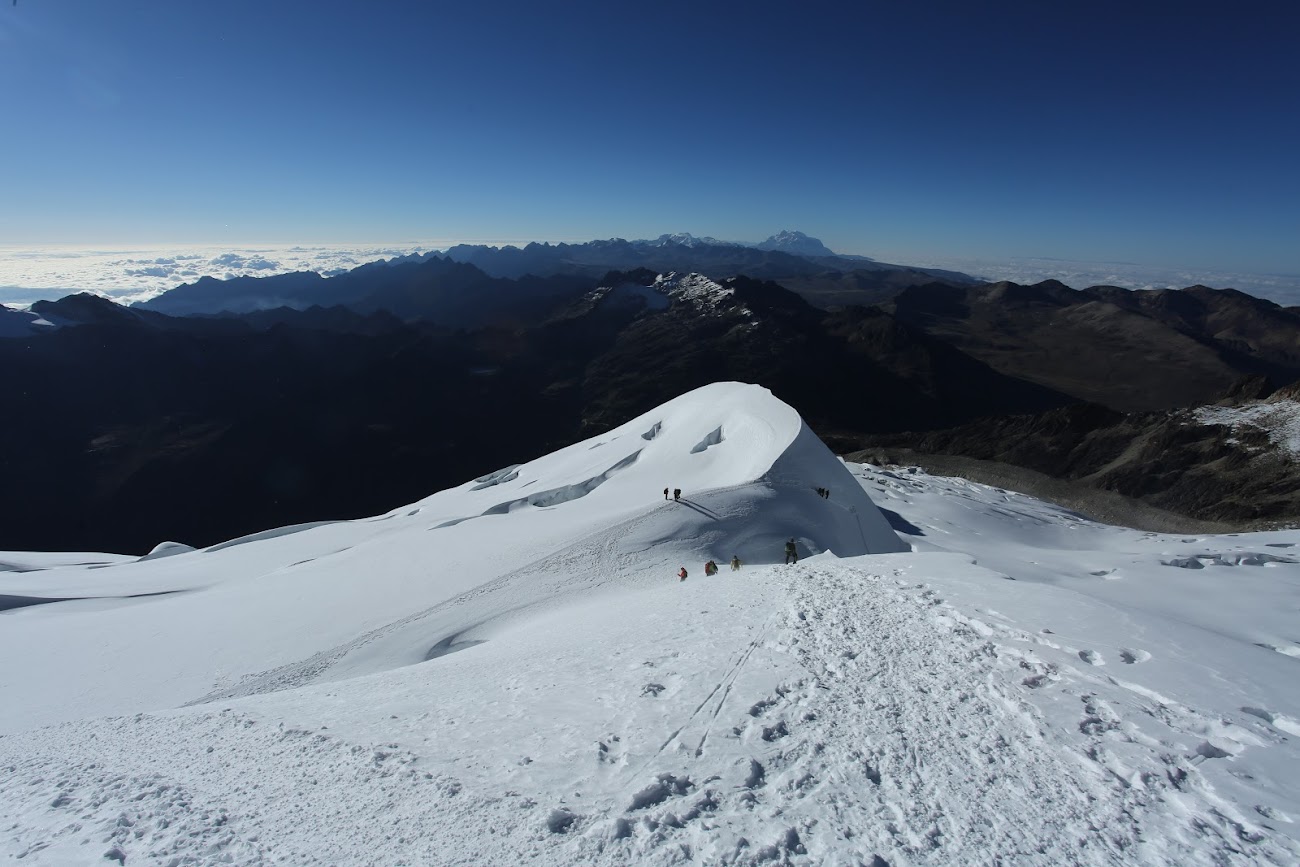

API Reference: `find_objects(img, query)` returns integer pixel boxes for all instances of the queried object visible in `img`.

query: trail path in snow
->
[6,556,1290,865]
[561,560,1293,866]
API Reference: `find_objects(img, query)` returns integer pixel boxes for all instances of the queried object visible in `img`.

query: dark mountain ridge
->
[852,379,1300,529]
[1,272,1067,553]
[14,268,1300,549]
[136,257,593,327]
[438,236,971,288]
[885,280,1300,411]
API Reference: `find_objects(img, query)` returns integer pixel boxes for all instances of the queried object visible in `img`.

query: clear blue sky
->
[2,0,1297,273]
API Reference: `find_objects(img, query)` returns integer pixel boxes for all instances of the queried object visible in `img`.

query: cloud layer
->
[0,244,449,307]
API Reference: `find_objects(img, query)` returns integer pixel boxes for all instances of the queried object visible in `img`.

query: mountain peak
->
[644,233,737,249]
[755,230,837,257]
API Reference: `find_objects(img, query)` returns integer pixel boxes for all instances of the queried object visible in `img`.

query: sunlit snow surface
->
[2,383,1298,865]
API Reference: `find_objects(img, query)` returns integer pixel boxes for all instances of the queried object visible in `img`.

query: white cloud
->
[208,253,280,271]
[0,243,457,308]
[124,266,176,278]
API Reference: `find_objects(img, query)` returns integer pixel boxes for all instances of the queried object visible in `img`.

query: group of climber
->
[678,555,742,581]
[664,484,808,579]
[678,538,804,580]
[814,486,830,499]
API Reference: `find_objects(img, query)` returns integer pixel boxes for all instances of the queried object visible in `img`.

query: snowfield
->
[1194,396,1300,459]
[1,383,1297,865]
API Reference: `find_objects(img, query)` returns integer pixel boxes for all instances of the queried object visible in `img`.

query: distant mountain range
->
[128,231,974,318]
[7,235,1300,550]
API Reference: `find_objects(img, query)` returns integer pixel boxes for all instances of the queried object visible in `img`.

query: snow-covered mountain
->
[640,233,743,249]
[637,230,863,260]
[1,383,1298,865]
[754,229,840,258]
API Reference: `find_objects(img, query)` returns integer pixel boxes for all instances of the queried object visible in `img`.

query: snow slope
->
[1,386,1298,865]
[0,382,903,733]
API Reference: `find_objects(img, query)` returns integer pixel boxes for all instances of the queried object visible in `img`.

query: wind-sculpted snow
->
[483,450,641,514]
[204,520,343,553]
[470,464,521,490]
[690,426,724,454]
[1,388,1298,864]
[1162,551,1297,569]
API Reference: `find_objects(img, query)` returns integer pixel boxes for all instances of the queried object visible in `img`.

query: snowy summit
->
[755,230,838,258]
[1,383,1298,865]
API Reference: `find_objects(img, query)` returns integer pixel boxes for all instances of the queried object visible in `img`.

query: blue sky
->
[2,0,1297,274]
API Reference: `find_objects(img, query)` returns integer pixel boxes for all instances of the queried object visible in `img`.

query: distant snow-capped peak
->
[640,233,740,249]
[755,230,837,257]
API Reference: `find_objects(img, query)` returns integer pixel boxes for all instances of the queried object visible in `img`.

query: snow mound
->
[139,541,196,561]
[0,382,903,733]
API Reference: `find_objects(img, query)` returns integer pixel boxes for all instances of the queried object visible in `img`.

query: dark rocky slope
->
[884,281,1300,411]
[852,380,1300,528]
